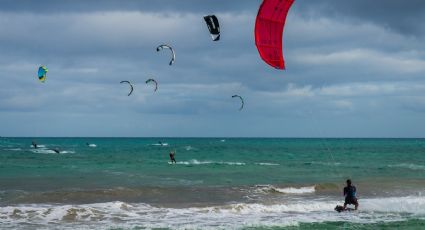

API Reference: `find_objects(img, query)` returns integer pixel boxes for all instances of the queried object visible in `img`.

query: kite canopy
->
[232,95,244,111]
[37,66,48,82]
[120,80,134,96]
[204,15,220,41]
[145,78,158,92]
[255,0,294,70]
[156,44,175,66]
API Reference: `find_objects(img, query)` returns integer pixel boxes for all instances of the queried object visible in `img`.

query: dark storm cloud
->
[3,0,424,35]
[0,0,258,13]
[296,0,425,36]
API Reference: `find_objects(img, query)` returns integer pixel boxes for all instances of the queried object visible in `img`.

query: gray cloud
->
[0,0,425,137]
[0,0,259,14]
[296,0,425,36]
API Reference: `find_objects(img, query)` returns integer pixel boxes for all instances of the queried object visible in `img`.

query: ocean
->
[0,137,424,229]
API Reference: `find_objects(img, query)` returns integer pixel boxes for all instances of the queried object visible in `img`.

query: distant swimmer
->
[343,179,358,211]
[86,143,97,147]
[169,150,176,164]
[32,141,38,149]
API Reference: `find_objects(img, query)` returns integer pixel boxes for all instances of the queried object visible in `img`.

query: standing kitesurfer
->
[343,179,359,210]
[169,150,176,164]
[31,141,38,149]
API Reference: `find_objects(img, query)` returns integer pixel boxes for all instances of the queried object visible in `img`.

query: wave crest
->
[255,185,316,194]
[1,196,425,229]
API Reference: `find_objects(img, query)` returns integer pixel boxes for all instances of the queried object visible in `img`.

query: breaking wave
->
[1,196,424,229]
[255,185,316,194]
[30,149,75,154]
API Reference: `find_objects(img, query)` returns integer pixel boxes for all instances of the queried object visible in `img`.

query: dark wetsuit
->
[169,153,176,164]
[343,185,358,206]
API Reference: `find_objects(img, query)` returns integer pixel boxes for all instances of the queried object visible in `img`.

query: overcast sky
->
[1,0,425,137]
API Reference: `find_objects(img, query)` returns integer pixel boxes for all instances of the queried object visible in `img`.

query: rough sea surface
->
[0,137,424,229]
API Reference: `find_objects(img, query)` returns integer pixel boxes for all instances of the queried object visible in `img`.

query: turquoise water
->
[1,138,424,229]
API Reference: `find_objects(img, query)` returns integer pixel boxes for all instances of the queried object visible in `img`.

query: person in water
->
[343,179,359,210]
[169,150,176,164]
[31,141,38,149]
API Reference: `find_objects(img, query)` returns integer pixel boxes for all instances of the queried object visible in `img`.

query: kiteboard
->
[334,205,355,212]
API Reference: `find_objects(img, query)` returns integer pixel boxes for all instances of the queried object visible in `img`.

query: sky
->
[1,0,425,137]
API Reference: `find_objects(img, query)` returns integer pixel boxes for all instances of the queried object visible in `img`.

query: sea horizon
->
[3,136,425,139]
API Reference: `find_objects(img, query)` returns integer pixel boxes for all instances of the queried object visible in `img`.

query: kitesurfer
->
[169,150,176,164]
[31,141,38,149]
[343,179,358,210]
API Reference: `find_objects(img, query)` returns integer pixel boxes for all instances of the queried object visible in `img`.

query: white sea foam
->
[29,144,46,148]
[1,196,424,229]
[87,144,97,148]
[151,143,169,146]
[30,149,75,154]
[255,185,316,194]
[362,196,425,214]
[176,159,245,166]
[30,149,59,154]
[275,186,316,194]
[388,163,425,171]
[256,162,280,166]
[60,150,75,154]
[5,148,22,151]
